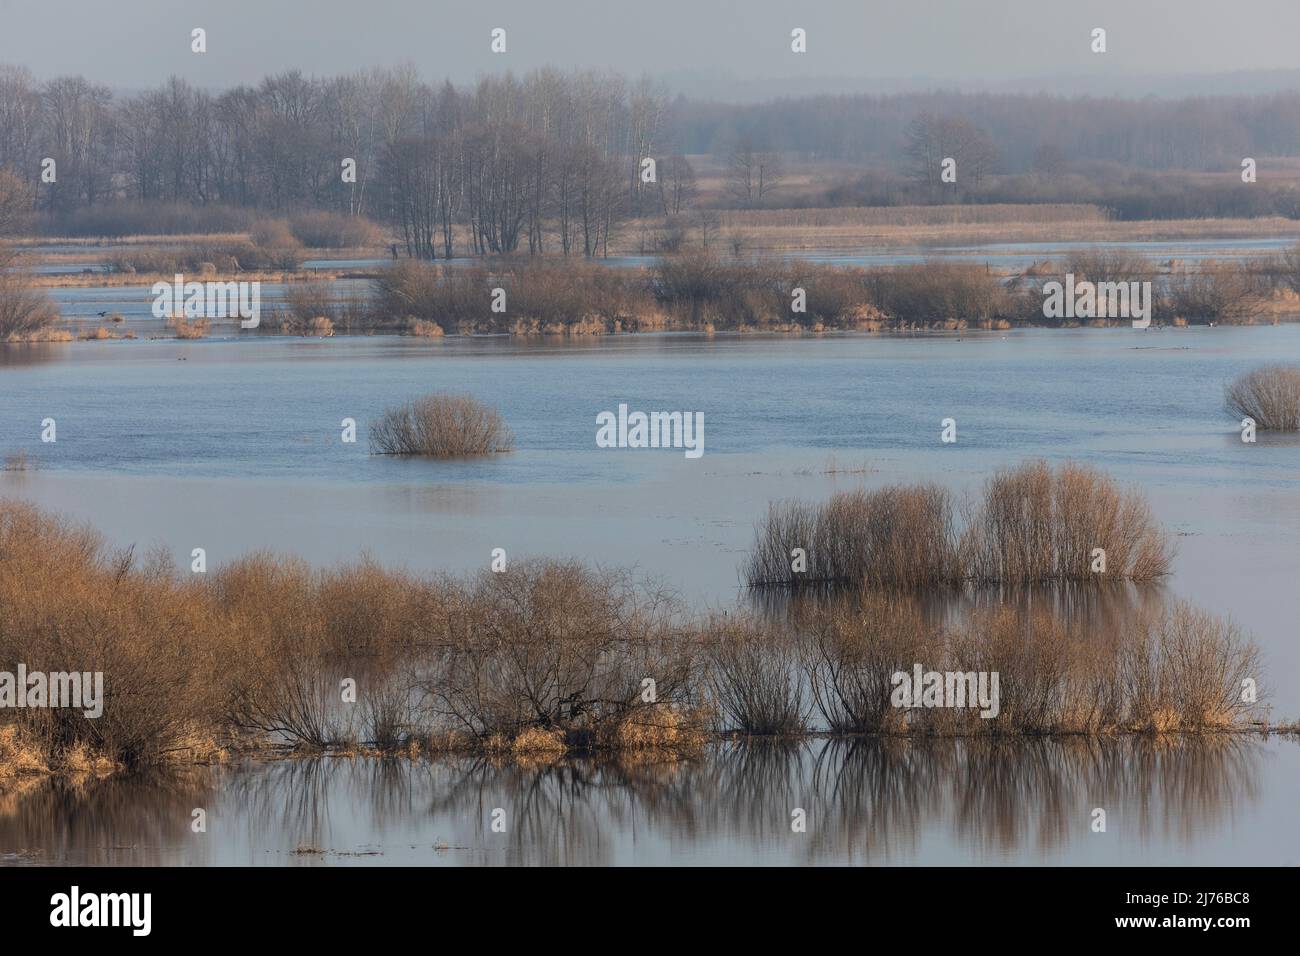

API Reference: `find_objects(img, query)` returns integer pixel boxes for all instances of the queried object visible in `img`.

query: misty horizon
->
[3,0,1300,101]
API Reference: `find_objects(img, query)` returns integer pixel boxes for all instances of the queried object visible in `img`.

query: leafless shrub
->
[1062,249,1146,286]
[0,247,61,341]
[1224,364,1300,431]
[745,485,959,589]
[282,282,368,333]
[799,593,930,733]
[961,460,1173,584]
[368,393,512,457]
[0,500,231,767]
[167,315,210,339]
[1165,259,1270,322]
[419,561,693,746]
[703,615,807,735]
[371,261,485,331]
[289,210,379,249]
[870,262,1014,325]
[749,462,1171,591]
[1120,603,1263,732]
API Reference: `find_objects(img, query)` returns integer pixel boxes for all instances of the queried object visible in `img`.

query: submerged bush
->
[961,460,1173,583]
[420,561,694,746]
[747,461,1172,590]
[703,615,807,735]
[368,393,513,457]
[0,496,1266,778]
[791,592,1259,735]
[1224,364,1300,431]
[746,485,958,589]
[0,247,61,341]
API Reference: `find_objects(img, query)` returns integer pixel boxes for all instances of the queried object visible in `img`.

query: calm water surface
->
[2,323,1298,865]
[3,738,1296,866]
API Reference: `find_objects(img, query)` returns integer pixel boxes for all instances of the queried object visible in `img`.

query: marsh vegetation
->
[745,461,1173,590]
[1225,364,1300,430]
[0,482,1264,782]
[368,393,513,457]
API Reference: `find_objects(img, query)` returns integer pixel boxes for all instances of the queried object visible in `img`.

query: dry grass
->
[1224,364,1300,430]
[167,316,210,339]
[605,706,710,751]
[368,393,513,457]
[511,726,566,755]
[653,211,1300,255]
[105,238,302,275]
[0,725,48,780]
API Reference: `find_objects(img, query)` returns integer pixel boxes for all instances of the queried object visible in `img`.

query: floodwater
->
[3,737,1296,866]
[2,321,1299,865]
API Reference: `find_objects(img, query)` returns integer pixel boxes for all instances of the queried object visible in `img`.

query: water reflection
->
[749,580,1172,634]
[0,342,72,367]
[0,736,1272,865]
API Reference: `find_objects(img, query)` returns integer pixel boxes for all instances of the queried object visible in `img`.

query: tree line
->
[0,65,697,256]
[6,62,1300,250]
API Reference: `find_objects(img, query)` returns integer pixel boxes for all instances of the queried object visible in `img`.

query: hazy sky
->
[2,0,1299,97]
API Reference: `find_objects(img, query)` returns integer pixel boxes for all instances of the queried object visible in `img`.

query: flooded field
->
[2,323,1298,865]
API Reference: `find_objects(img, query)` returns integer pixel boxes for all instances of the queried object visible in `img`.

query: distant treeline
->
[674,89,1300,171]
[0,65,678,254]
[5,63,1300,244]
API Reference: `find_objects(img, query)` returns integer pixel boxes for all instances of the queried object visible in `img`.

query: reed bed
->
[747,460,1172,590]
[1224,364,1300,430]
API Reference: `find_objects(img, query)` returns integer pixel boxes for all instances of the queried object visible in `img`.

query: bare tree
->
[727,139,783,208]
[658,153,696,215]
